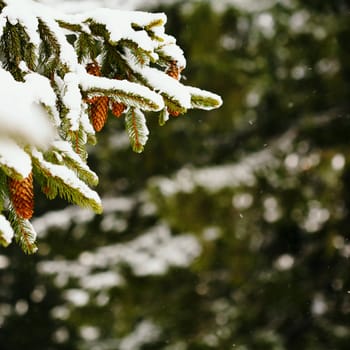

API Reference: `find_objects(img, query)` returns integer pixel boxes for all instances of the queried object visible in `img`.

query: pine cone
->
[86,62,101,77]
[86,62,109,131]
[111,100,126,118]
[167,108,180,117]
[166,60,182,80]
[9,173,34,219]
[90,96,109,132]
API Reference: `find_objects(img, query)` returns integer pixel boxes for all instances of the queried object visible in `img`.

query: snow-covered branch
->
[0,0,222,252]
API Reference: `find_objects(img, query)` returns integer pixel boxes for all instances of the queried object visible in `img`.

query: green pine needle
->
[125,108,149,153]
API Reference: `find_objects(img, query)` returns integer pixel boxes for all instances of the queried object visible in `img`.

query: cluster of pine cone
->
[86,60,183,128]
[86,62,127,132]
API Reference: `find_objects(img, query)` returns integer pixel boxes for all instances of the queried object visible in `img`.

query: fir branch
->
[163,96,187,116]
[75,32,100,63]
[88,21,109,41]
[24,42,37,71]
[17,23,37,71]
[8,209,37,254]
[86,88,161,111]
[131,18,165,42]
[0,21,25,81]
[67,128,89,161]
[120,52,190,112]
[37,18,60,76]
[56,19,83,32]
[158,108,170,126]
[186,86,223,110]
[101,41,129,77]
[118,39,154,65]
[145,18,166,31]
[51,140,99,187]
[32,150,102,214]
[125,108,149,153]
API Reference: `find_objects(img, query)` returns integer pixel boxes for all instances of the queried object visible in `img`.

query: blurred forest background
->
[1,0,350,349]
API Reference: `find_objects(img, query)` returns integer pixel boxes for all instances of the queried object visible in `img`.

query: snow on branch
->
[0,0,222,252]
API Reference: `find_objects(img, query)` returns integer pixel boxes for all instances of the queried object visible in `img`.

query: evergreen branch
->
[88,20,157,63]
[186,86,223,110]
[118,39,155,65]
[88,21,109,40]
[81,72,164,111]
[75,32,100,62]
[24,42,37,70]
[163,96,187,115]
[52,140,99,187]
[17,23,37,71]
[0,2,222,253]
[144,18,166,31]
[101,41,129,78]
[120,52,190,112]
[56,19,83,32]
[131,17,165,41]
[125,108,149,153]
[8,209,37,254]
[38,19,60,55]
[32,150,102,214]
[0,21,25,80]
[37,18,60,76]
[66,128,89,161]
[86,87,161,111]
[158,108,170,126]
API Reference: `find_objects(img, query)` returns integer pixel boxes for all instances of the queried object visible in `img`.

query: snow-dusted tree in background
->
[0,0,222,253]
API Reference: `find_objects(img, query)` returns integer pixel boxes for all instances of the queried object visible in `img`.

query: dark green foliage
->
[0,22,25,81]
[75,32,100,63]
[37,19,60,77]
[2,1,350,349]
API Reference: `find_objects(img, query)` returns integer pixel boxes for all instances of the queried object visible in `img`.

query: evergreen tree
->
[0,0,221,253]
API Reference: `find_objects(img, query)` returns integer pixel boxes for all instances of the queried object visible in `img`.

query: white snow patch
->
[0,139,32,178]
[152,149,277,196]
[119,320,161,350]
[80,271,124,290]
[62,73,83,131]
[0,215,14,245]
[0,68,56,149]
[64,288,89,306]
[37,223,201,288]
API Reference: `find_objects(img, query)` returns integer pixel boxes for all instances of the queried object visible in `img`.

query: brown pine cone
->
[9,172,34,219]
[167,108,180,117]
[111,101,126,118]
[90,96,109,132]
[86,62,109,131]
[166,60,182,80]
[86,62,101,77]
